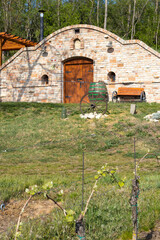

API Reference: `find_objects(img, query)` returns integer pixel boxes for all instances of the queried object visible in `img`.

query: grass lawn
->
[0,102,160,239]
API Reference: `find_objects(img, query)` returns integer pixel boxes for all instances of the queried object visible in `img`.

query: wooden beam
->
[0,38,2,66]
[0,34,36,46]
[2,40,26,51]
[2,39,6,47]
[0,32,37,48]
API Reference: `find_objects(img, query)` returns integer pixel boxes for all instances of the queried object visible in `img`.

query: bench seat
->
[112,87,146,102]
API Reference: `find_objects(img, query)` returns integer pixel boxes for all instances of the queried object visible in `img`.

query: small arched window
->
[41,74,49,85]
[108,71,116,82]
[74,39,81,49]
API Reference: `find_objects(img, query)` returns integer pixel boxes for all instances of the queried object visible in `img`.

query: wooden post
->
[130,178,139,240]
[0,38,2,66]
[129,138,139,240]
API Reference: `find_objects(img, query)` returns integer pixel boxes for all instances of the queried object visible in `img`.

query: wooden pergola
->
[0,32,37,66]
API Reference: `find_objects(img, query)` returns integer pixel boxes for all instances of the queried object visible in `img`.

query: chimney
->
[38,10,45,42]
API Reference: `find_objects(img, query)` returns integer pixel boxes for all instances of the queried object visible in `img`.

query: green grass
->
[0,102,160,239]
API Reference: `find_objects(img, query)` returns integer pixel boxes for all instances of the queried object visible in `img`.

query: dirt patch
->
[0,199,57,236]
[139,222,160,240]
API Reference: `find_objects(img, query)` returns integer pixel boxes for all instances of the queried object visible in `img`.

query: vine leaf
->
[118,181,125,188]
[66,209,75,223]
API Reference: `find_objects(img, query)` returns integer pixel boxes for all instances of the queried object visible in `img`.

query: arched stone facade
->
[0,24,160,103]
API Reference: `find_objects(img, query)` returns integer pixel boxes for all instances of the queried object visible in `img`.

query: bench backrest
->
[117,87,144,96]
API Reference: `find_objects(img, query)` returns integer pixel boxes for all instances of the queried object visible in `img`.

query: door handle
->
[65,96,72,98]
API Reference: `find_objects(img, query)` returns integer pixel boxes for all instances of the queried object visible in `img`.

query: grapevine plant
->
[15,163,125,240]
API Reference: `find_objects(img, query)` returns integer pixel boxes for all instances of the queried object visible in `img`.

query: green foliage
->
[0,0,160,52]
[65,209,75,223]
[94,164,125,188]
[25,181,63,201]
[42,181,53,191]
[25,185,39,195]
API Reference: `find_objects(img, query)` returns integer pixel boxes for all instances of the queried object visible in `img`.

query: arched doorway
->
[64,57,93,103]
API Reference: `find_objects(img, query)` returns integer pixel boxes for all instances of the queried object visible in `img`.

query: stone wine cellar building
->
[0,24,160,103]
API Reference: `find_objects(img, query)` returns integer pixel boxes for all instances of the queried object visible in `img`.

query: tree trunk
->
[155,0,158,13]
[57,0,60,28]
[155,0,159,50]
[131,0,149,40]
[131,0,136,39]
[104,0,108,30]
[155,17,160,50]
[97,0,99,26]
[2,0,11,32]
[126,1,131,38]
[89,0,94,24]
[76,219,85,240]
[26,0,31,39]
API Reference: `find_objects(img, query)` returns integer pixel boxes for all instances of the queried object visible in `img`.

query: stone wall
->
[0,24,160,103]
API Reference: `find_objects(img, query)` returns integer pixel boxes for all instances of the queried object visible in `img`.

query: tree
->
[154,0,160,49]
[57,0,61,27]
[0,0,159,52]
[104,0,107,29]
[97,0,100,26]
[131,0,136,39]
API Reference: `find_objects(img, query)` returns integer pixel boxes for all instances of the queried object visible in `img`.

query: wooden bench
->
[112,87,146,102]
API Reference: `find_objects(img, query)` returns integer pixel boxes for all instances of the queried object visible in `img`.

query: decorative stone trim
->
[1,24,160,71]
[61,52,95,63]
[70,34,84,50]
[37,24,160,58]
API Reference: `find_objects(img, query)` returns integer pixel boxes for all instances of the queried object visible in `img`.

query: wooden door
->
[64,58,93,103]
